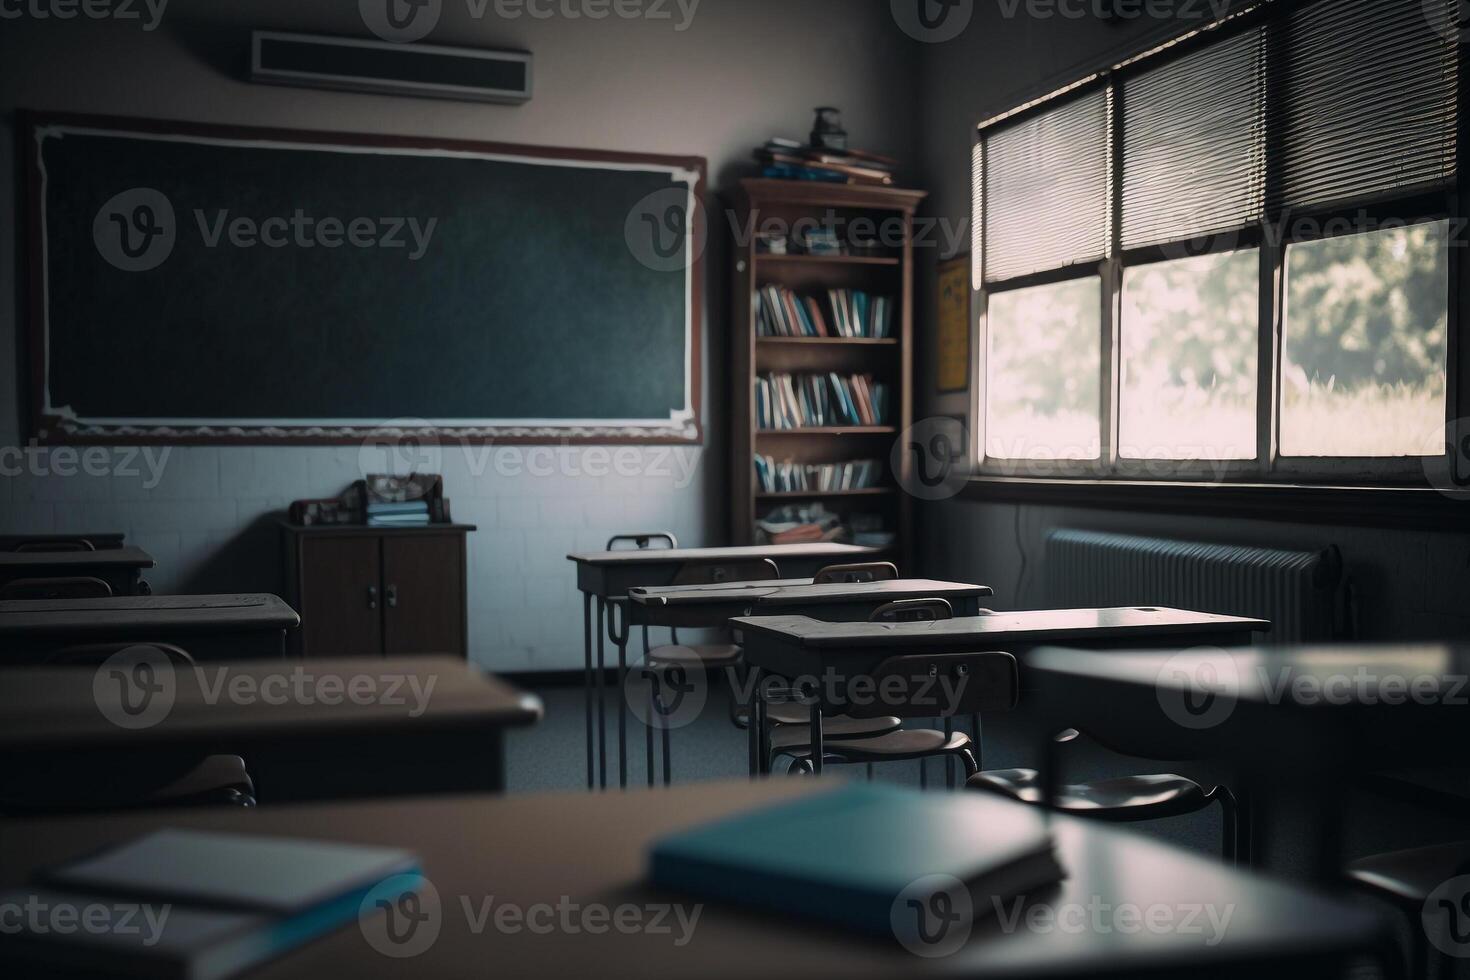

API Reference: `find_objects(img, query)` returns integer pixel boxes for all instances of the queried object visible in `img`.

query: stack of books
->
[754,138,897,186]
[756,373,891,430]
[366,499,431,528]
[757,286,894,339]
[754,456,883,494]
[755,502,846,545]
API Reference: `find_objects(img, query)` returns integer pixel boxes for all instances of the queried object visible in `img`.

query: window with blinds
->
[1121,27,1265,251]
[981,88,1110,284]
[1274,0,1459,214]
[978,0,1460,282]
[973,0,1462,478]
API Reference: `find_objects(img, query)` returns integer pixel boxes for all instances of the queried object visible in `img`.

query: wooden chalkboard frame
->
[22,110,705,446]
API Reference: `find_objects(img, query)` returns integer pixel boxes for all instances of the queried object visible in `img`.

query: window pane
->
[1119,250,1259,461]
[1281,220,1449,458]
[985,278,1101,460]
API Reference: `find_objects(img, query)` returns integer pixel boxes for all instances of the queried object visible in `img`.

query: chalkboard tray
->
[23,112,705,445]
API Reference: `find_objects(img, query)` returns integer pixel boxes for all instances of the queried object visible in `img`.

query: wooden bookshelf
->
[729,178,927,572]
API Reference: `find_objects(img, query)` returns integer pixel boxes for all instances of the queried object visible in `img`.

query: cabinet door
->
[299,536,383,657]
[382,535,465,657]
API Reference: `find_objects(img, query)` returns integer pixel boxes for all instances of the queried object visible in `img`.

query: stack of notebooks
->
[754,455,883,494]
[757,286,894,339]
[755,502,846,545]
[0,829,422,980]
[366,499,431,528]
[756,372,891,430]
[649,782,1063,940]
[755,137,897,186]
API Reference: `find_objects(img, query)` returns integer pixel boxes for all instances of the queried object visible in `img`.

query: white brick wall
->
[0,444,712,672]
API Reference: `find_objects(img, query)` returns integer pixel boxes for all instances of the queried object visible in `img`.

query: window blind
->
[982,88,1111,284]
[1273,0,1458,213]
[1121,27,1266,251]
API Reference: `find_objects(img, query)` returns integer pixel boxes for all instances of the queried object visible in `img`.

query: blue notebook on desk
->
[0,829,421,980]
[648,782,1063,940]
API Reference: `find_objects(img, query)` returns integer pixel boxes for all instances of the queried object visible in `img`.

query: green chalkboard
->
[26,113,704,443]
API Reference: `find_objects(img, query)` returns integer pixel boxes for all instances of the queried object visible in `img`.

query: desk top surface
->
[733,608,1270,648]
[631,579,992,607]
[0,593,300,633]
[0,545,154,569]
[1028,643,1470,708]
[0,779,1384,979]
[0,656,541,750]
[568,543,877,566]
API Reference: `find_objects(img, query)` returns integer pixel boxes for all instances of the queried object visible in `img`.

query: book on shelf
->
[757,286,893,339]
[755,373,891,430]
[754,455,883,494]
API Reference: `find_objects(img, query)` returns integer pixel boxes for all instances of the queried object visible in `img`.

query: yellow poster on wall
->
[936,256,971,393]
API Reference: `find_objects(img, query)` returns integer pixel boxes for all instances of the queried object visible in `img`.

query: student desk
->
[1023,643,1470,879]
[567,543,876,790]
[0,657,542,803]
[0,780,1392,979]
[733,608,1268,775]
[0,594,301,664]
[621,578,994,786]
[0,545,154,596]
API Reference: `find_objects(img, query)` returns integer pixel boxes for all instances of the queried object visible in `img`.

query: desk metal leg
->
[604,601,630,791]
[747,668,761,779]
[583,592,594,791]
[595,597,607,790]
[809,693,823,777]
[944,718,956,789]
[644,627,655,789]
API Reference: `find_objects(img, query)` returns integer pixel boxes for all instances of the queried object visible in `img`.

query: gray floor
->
[504,673,1226,859]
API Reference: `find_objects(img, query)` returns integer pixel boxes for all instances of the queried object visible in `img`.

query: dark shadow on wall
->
[175,510,287,597]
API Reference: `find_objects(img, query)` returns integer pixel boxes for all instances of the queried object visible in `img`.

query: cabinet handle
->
[367,586,379,610]
[386,585,399,609]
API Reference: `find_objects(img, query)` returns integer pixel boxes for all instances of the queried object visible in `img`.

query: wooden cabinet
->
[282,524,474,659]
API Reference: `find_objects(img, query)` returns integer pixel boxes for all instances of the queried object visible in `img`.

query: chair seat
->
[1347,842,1470,905]
[647,644,744,668]
[766,716,904,747]
[779,728,972,764]
[967,769,1212,821]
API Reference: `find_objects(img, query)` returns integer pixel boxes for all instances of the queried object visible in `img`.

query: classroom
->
[0,0,1465,976]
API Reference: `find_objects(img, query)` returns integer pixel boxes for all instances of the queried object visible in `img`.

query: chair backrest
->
[44,642,196,668]
[868,598,954,623]
[12,538,95,553]
[844,651,1018,720]
[606,532,678,551]
[0,576,113,601]
[670,557,780,586]
[813,561,898,585]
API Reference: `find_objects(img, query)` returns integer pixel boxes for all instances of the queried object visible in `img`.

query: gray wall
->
[0,0,919,670]
[910,1,1470,642]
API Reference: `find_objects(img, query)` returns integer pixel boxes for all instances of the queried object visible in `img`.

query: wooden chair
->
[0,576,113,600]
[11,538,96,553]
[0,643,256,815]
[776,650,1017,780]
[1346,842,1470,979]
[811,561,898,585]
[606,532,678,552]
